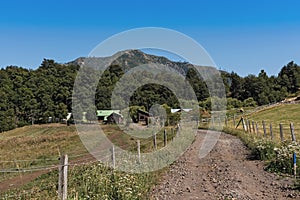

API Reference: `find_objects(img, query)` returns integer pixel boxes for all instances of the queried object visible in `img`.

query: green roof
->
[96,110,120,120]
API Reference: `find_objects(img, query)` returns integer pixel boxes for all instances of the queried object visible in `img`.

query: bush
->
[267,141,300,174]
[251,139,276,160]
[222,128,297,175]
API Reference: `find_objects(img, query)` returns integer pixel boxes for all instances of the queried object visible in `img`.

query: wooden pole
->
[163,129,167,147]
[270,123,274,140]
[244,119,247,132]
[137,140,141,164]
[279,123,284,142]
[211,116,215,128]
[256,122,259,136]
[290,122,296,142]
[252,121,255,134]
[262,120,266,137]
[111,146,115,168]
[241,118,246,132]
[248,120,252,133]
[58,155,68,200]
[153,133,157,150]
[62,155,68,200]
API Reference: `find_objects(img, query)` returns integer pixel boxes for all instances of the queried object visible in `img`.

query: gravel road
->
[151,130,299,200]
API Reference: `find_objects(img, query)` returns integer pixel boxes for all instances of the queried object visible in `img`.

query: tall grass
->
[1,163,160,200]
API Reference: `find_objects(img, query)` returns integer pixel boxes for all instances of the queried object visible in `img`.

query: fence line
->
[200,114,299,143]
[0,125,184,199]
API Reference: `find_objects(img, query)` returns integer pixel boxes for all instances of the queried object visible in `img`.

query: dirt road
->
[151,130,299,200]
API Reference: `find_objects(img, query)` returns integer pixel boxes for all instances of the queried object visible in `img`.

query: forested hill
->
[0,49,300,132]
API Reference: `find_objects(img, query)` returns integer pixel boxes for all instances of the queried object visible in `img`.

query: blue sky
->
[0,0,300,76]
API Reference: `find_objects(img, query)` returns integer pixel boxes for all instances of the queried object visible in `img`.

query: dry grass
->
[0,123,177,199]
[225,104,300,143]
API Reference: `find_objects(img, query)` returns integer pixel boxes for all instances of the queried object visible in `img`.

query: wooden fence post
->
[241,118,246,132]
[164,129,167,147]
[256,122,259,135]
[111,146,115,168]
[63,155,68,200]
[58,154,68,200]
[252,121,255,134]
[248,120,252,133]
[211,116,215,128]
[137,140,141,164]
[279,123,284,142]
[270,123,274,140]
[262,120,266,137]
[290,122,296,142]
[153,133,157,150]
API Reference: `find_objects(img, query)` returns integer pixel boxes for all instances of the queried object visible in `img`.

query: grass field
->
[247,104,300,125]
[246,104,300,143]
[0,123,183,199]
[0,124,85,171]
[227,104,300,143]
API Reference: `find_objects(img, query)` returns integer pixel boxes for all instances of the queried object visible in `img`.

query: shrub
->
[251,139,276,160]
[267,141,300,174]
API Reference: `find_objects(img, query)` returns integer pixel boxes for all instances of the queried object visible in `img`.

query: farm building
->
[137,109,152,125]
[171,108,192,113]
[96,110,121,122]
[107,112,123,124]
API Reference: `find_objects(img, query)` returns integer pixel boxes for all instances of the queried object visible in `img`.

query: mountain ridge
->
[66,49,218,76]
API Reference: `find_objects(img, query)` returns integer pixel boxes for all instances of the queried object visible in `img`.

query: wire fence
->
[0,125,184,199]
[2,102,298,199]
[200,112,299,144]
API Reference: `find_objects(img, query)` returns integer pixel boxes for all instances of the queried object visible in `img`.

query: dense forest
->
[0,51,300,132]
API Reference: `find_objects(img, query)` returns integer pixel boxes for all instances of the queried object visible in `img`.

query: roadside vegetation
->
[218,104,300,190]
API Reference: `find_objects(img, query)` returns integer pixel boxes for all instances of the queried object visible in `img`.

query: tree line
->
[0,58,299,132]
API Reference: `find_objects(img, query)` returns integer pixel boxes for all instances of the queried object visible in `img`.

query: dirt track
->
[151,130,299,200]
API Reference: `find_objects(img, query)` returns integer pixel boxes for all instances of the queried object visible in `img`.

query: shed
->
[107,112,123,124]
[137,109,151,125]
[96,110,121,121]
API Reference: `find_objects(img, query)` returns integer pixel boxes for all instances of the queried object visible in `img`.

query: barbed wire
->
[0,157,59,163]
[0,165,58,173]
